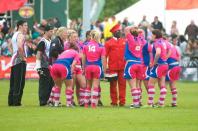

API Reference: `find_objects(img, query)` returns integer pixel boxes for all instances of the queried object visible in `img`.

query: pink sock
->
[91,87,100,108]
[84,87,91,107]
[171,87,177,106]
[147,85,155,105]
[48,86,56,103]
[137,87,142,105]
[54,87,61,106]
[79,87,86,105]
[158,86,167,106]
[65,89,74,107]
[131,88,139,106]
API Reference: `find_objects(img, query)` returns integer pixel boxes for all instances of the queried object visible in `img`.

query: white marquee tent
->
[115,0,198,35]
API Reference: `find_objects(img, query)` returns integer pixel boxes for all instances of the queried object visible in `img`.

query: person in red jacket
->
[105,24,126,106]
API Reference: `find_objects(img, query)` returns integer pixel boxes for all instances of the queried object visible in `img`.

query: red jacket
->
[105,37,126,70]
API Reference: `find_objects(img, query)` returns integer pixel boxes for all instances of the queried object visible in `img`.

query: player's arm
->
[17,33,26,61]
[101,47,107,73]
[126,32,135,44]
[166,48,172,59]
[104,41,109,69]
[176,46,181,61]
[166,43,172,59]
[124,26,131,36]
[79,52,83,59]
[101,55,107,73]
[71,60,77,73]
[82,53,86,71]
[148,44,154,66]
[153,47,161,66]
[82,46,87,71]
[149,52,154,66]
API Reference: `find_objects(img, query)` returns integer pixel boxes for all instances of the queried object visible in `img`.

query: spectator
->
[53,17,61,28]
[93,20,103,33]
[103,17,112,40]
[151,16,163,31]
[170,20,179,36]
[139,15,149,39]
[69,19,78,30]
[178,35,188,58]
[186,39,194,56]
[1,20,9,35]
[187,39,198,67]
[32,21,42,38]
[122,17,130,28]
[111,16,117,27]
[32,34,42,45]
[184,20,198,41]
[77,18,83,39]
[0,32,4,55]
[192,40,198,58]
[1,35,12,56]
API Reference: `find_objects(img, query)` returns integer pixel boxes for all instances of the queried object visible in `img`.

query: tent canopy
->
[115,0,198,35]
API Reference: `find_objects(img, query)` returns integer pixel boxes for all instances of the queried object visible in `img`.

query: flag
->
[166,0,198,10]
[0,0,27,13]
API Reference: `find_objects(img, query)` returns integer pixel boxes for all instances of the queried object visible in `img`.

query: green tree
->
[69,0,139,20]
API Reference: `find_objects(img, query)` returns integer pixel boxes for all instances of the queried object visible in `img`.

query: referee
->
[35,25,54,106]
[8,20,28,106]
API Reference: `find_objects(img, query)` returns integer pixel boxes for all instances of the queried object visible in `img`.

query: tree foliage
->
[69,0,139,20]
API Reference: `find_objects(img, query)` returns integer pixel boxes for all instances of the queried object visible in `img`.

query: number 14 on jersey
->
[88,45,96,52]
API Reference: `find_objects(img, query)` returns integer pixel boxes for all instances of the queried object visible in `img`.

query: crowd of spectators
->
[0,15,197,67]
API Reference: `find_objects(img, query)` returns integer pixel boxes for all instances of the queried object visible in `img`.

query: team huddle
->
[8,20,181,108]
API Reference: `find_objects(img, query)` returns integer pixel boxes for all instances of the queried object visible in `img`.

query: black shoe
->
[130,104,140,109]
[72,101,76,107]
[111,103,118,107]
[79,103,85,107]
[13,103,22,106]
[171,104,177,107]
[40,103,47,106]
[98,100,103,106]
[139,103,143,107]
[47,101,54,107]
[119,104,125,107]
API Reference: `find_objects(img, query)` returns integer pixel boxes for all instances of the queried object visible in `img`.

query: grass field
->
[0,80,198,131]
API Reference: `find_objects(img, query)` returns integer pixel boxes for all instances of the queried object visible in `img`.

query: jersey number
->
[88,45,96,52]
[135,46,140,51]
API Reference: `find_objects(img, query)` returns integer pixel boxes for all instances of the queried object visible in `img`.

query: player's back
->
[126,34,144,59]
[55,49,79,66]
[167,44,180,63]
[153,38,167,63]
[83,40,105,63]
[142,43,153,66]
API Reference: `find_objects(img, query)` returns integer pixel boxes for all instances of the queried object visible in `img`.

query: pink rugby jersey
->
[54,49,80,67]
[170,45,180,61]
[83,40,105,65]
[153,38,168,64]
[126,33,144,59]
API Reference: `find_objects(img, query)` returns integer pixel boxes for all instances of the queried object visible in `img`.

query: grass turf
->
[0,80,198,131]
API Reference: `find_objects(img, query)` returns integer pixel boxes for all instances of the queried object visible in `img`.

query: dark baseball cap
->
[44,24,54,31]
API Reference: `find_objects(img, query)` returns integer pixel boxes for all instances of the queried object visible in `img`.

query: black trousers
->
[38,68,54,106]
[8,62,26,106]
